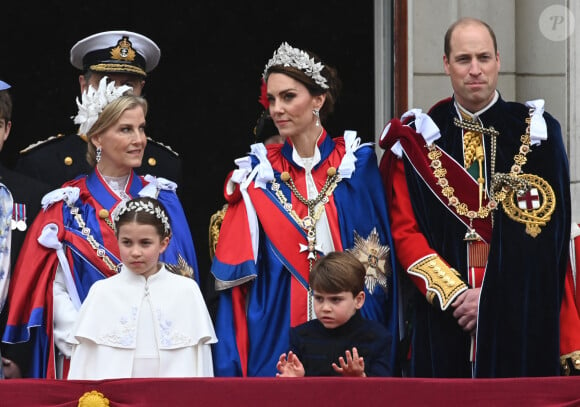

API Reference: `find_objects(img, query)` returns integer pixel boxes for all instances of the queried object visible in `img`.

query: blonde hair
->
[86,94,148,167]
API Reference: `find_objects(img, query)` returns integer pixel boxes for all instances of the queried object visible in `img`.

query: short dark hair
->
[0,89,13,122]
[444,17,498,59]
[309,251,365,297]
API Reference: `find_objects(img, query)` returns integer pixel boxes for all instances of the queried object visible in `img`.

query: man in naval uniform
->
[14,30,182,189]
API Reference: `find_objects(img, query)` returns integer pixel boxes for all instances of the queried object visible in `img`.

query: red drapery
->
[1,376,580,407]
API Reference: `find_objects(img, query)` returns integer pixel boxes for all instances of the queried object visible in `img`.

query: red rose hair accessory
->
[258,78,269,109]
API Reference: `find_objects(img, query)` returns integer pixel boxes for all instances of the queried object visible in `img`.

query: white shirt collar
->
[455,90,499,119]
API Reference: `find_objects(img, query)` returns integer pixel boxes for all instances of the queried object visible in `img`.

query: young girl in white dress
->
[67,197,216,379]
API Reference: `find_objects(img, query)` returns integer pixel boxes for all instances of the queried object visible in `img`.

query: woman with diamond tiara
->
[1,78,199,378]
[67,197,216,379]
[211,42,399,377]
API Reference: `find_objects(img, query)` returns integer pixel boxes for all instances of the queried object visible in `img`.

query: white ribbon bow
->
[338,130,361,179]
[525,99,548,146]
[250,143,275,188]
[41,187,80,210]
[38,223,82,310]
[140,175,177,198]
[228,143,275,262]
[388,109,442,157]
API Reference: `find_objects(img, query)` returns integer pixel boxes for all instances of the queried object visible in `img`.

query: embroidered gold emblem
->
[78,390,110,407]
[409,254,467,310]
[348,228,391,294]
[500,173,556,237]
[561,350,580,375]
[110,36,136,62]
[209,203,228,259]
[165,254,195,278]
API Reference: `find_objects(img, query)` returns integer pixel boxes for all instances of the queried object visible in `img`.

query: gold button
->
[98,209,109,219]
[147,157,157,167]
[64,157,73,166]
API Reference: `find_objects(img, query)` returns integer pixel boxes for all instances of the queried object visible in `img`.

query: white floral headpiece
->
[263,42,329,89]
[72,76,132,135]
[114,199,171,235]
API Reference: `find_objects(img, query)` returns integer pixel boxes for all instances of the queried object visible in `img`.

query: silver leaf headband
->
[114,199,171,235]
[263,42,329,89]
[72,76,132,136]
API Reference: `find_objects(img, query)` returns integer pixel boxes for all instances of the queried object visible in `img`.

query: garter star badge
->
[500,173,556,237]
[348,228,391,293]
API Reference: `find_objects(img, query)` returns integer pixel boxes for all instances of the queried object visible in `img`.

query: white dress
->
[67,264,217,379]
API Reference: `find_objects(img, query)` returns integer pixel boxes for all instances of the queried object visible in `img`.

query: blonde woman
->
[2,77,198,378]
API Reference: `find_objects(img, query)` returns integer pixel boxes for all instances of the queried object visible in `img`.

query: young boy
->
[0,80,52,378]
[276,251,393,377]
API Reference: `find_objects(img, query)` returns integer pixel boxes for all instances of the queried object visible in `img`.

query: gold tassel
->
[468,241,490,268]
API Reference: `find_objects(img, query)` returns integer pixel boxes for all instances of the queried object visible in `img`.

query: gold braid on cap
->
[263,42,329,89]
[114,199,171,235]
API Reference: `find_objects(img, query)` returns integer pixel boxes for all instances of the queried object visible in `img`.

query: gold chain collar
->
[271,167,341,320]
[489,117,533,202]
[271,167,340,263]
[453,116,500,137]
[427,113,533,239]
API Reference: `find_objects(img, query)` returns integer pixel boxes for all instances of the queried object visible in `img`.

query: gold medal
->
[500,173,555,237]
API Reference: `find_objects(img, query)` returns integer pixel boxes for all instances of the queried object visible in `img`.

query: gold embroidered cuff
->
[560,351,580,376]
[408,254,467,310]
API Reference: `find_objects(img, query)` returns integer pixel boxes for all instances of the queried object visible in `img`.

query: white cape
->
[67,264,217,379]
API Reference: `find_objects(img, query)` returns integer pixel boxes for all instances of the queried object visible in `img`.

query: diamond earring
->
[313,109,320,127]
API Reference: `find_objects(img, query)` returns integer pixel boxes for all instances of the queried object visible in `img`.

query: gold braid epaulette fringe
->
[560,350,580,375]
[408,254,468,310]
[209,203,228,259]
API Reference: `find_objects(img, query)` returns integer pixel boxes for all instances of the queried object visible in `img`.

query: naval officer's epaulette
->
[19,133,66,154]
[146,137,179,157]
[19,134,179,157]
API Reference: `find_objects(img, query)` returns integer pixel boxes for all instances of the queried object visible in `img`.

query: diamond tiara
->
[263,42,329,89]
[114,199,171,235]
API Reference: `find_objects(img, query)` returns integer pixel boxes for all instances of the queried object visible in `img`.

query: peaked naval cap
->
[70,30,160,78]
